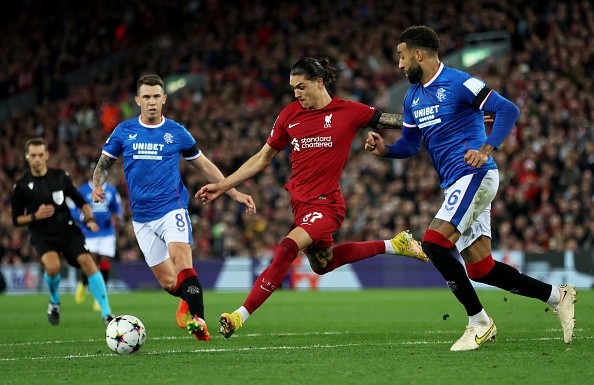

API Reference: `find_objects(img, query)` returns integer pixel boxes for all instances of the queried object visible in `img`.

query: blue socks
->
[44,272,61,304]
[88,272,112,318]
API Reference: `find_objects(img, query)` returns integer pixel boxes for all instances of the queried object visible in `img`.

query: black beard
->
[407,64,423,84]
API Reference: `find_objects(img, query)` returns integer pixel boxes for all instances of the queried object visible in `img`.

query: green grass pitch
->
[1,288,592,385]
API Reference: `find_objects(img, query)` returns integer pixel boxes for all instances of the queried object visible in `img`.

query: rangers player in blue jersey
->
[366,25,576,351]
[92,74,255,341]
[71,165,123,311]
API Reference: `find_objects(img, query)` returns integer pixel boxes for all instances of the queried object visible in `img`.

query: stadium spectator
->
[197,57,429,339]
[91,74,255,341]
[10,138,114,325]
[364,25,577,351]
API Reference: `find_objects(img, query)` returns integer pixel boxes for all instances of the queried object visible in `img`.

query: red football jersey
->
[267,96,380,203]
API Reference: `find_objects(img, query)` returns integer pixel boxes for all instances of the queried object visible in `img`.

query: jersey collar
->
[138,115,166,128]
[423,62,444,87]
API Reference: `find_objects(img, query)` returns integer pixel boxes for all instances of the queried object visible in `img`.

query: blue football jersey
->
[402,63,497,188]
[74,181,122,238]
[102,116,200,222]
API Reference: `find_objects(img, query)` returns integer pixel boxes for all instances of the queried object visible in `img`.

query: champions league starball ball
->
[105,315,147,354]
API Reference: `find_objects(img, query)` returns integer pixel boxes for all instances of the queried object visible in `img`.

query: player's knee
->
[41,253,61,274]
[161,280,176,292]
[77,254,98,275]
[465,255,495,280]
[160,277,178,295]
[44,264,61,276]
[43,260,60,275]
[421,229,454,261]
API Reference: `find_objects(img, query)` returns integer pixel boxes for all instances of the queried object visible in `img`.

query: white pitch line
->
[0,328,587,347]
[0,341,452,362]
[0,334,591,362]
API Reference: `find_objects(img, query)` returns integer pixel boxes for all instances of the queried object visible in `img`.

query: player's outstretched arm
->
[376,112,404,129]
[92,154,117,202]
[196,143,278,205]
[189,153,257,214]
[373,109,492,130]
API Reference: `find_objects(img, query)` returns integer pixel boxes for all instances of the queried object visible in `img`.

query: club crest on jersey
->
[164,132,173,144]
[52,190,64,205]
[291,137,300,152]
[324,113,333,128]
[436,88,446,102]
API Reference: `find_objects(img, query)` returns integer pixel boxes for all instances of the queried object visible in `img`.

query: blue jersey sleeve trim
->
[102,150,118,159]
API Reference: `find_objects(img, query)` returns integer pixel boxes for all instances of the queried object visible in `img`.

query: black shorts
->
[31,227,88,268]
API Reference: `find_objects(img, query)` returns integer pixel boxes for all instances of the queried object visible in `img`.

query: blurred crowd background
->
[1,0,593,265]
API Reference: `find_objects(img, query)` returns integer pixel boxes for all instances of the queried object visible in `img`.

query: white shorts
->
[85,235,116,257]
[132,208,193,268]
[435,169,499,252]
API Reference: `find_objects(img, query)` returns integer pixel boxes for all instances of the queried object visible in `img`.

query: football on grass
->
[106,315,146,354]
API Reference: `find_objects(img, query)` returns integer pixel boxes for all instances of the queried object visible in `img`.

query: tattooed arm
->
[92,154,117,202]
[377,111,491,129]
[376,112,404,129]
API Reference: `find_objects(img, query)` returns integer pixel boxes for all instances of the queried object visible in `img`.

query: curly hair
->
[399,25,440,53]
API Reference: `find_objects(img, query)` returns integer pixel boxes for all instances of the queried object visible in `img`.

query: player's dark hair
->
[399,25,440,53]
[25,137,47,153]
[290,57,337,86]
[137,74,164,94]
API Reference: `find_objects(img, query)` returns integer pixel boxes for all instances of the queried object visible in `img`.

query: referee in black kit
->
[11,138,114,325]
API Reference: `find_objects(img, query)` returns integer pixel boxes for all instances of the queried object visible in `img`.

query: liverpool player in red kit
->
[198,57,427,338]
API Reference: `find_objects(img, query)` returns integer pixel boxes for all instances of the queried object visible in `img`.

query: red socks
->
[243,238,299,314]
[323,241,385,273]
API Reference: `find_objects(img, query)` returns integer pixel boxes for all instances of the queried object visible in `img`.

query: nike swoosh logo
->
[288,123,300,128]
[474,323,495,345]
[259,285,272,292]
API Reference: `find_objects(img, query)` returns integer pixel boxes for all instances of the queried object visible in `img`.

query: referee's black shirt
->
[11,168,87,236]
